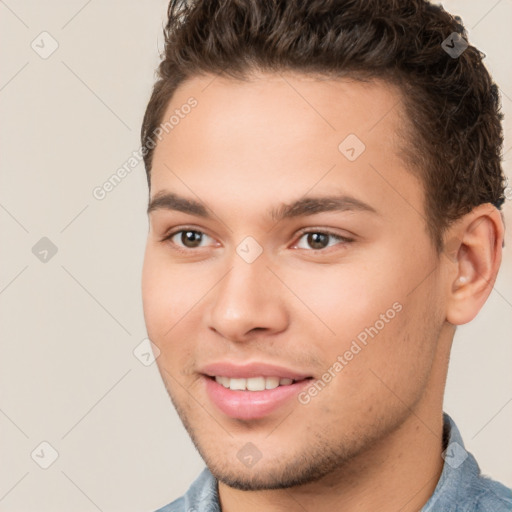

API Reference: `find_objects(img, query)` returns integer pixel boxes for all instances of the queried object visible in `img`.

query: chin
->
[207,458,332,491]
[194,433,367,492]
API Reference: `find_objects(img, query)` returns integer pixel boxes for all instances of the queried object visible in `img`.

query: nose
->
[206,255,289,343]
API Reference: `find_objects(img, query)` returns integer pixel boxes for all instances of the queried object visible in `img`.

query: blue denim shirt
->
[155,413,512,511]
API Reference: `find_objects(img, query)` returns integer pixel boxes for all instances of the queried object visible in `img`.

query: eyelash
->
[160,226,354,253]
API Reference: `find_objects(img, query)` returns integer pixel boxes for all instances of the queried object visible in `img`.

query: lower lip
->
[204,376,312,420]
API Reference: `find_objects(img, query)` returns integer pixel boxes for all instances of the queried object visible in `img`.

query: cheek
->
[141,249,167,334]
[141,248,211,377]
[142,249,195,332]
[281,261,398,341]
[287,258,439,393]
[141,249,187,346]
[340,296,439,411]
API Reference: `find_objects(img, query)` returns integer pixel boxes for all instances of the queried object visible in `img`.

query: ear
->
[443,204,504,326]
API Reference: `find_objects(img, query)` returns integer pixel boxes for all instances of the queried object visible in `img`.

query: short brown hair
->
[141,0,506,251]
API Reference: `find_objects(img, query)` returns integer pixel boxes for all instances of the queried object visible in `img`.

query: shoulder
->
[423,413,512,512]
[469,476,512,512]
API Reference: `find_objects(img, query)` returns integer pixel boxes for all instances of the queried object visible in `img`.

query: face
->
[142,72,448,490]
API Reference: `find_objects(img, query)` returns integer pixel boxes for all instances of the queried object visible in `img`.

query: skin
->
[141,72,504,512]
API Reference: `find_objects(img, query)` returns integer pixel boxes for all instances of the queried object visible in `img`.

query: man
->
[140,0,512,510]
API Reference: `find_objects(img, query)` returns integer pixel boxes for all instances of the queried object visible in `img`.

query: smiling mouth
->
[203,373,314,420]
[208,375,313,391]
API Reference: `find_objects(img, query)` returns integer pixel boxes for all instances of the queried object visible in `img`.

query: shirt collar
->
[421,412,480,511]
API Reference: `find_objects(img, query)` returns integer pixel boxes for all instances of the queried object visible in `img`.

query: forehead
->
[149,72,423,225]
[157,72,408,151]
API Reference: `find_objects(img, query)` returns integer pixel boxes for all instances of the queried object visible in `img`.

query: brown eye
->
[163,229,213,250]
[179,230,204,248]
[294,230,354,251]
[306,233,330,249]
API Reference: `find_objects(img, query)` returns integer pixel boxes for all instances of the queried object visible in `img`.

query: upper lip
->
[200,361,312,380]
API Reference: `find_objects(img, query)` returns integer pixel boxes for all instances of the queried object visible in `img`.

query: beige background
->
[0,1,511,511]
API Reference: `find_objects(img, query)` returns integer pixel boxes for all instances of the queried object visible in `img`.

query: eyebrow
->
[147,191,378,221]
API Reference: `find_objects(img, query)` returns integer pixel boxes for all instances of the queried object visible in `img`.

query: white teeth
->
[265,376,280,389]
[246,377,266,391]
[229,378,246,391]
[217,376,230,387]
[214,376,297,391]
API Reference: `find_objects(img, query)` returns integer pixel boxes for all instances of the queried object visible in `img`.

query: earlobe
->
[444,204,504,326]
